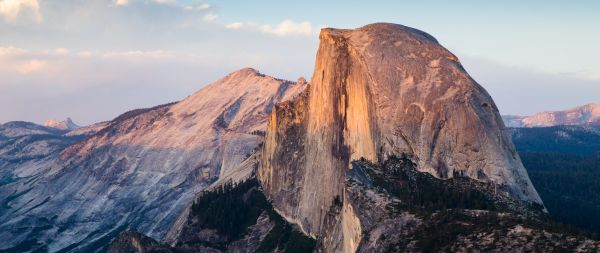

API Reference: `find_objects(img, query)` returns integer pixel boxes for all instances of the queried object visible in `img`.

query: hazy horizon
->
[1,0,599,125]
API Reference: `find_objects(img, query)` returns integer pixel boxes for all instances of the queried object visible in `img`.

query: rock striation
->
[259,23,543,252]
[0,68,306,252]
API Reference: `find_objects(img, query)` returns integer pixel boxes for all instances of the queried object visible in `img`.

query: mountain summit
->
[503,103,600,127]
[0,68,306,252]
[259,23,542,252]
[43,117,80,130]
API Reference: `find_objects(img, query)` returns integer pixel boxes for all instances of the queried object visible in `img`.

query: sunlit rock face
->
[503,103,600,128]
[259,23,542,251]
[43,117,80,130]
[0,68,306,252]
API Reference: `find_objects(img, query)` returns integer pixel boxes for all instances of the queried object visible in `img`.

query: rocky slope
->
[110,157,598,253]
[0,121,80,163]
[259,23,542,252]
[108,177,316,253]
[344,157,597,252]
[0,121,91,181]
[503,103,600,127]
[0,68,306,252]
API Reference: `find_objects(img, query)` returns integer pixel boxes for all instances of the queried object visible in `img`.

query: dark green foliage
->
[189,177,315,252]
[190,178,268,241]
[353,156,500,212]
[256,210,315,253]
[249,130,266,136]
[521,152,600,236]
[352,156,596,252]
[509,126,600,155]
[508,125,600,236]
[413,210,500,252]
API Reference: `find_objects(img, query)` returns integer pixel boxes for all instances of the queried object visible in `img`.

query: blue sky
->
[1,0,599,125]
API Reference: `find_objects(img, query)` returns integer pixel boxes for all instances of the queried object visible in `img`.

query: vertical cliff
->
[259,23,542,251]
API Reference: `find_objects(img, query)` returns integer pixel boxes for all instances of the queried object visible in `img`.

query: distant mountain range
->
[503,103,600,128]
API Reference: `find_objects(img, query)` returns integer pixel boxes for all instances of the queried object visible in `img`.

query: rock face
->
[259,23,542,251]
[503,103,600,128]
[0,68,306,252]
[43,117,80,130]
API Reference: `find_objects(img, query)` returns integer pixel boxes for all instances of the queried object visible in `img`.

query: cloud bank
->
[226,19,319,37]
[0,0,42,23]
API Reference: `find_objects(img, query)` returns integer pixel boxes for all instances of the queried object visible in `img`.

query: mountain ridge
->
[503,103,600,127]
[0,68,306,252]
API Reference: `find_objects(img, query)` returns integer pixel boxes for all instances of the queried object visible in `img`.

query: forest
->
[510,125,600,236]
[521,152,600,235]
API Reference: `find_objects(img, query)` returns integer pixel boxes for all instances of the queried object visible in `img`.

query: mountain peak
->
[43,117,80,130]
[228,67,262,78]
[296,77,307,85]
[320,23,440,48]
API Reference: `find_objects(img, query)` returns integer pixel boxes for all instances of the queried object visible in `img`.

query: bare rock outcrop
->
[0,68,306,252]
[43,117,80,130]
[259,23,543,251]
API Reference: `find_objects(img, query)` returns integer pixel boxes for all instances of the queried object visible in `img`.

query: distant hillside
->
[503,103,600,128]
[510,125,600,235]
[509,125,600,154]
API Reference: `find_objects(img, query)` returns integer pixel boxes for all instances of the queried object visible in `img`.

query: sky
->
[1,0,599,125]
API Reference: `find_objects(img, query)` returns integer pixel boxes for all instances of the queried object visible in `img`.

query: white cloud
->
[0,46,27,56]
[77,51,97,57]
[14,59,46,73]
[183,3,210,10]
[152,0,210,11]
[0,0,42,23]
[225,19,317,37]
[112,0,129,6]
[0,46,47,74]
[202,13,217,22]
[562,70,600,81]
[260,20,314,37]
[53,48,69,54]
[0,47,178,76]
[225,22,244,30]
[101,50,175,60]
